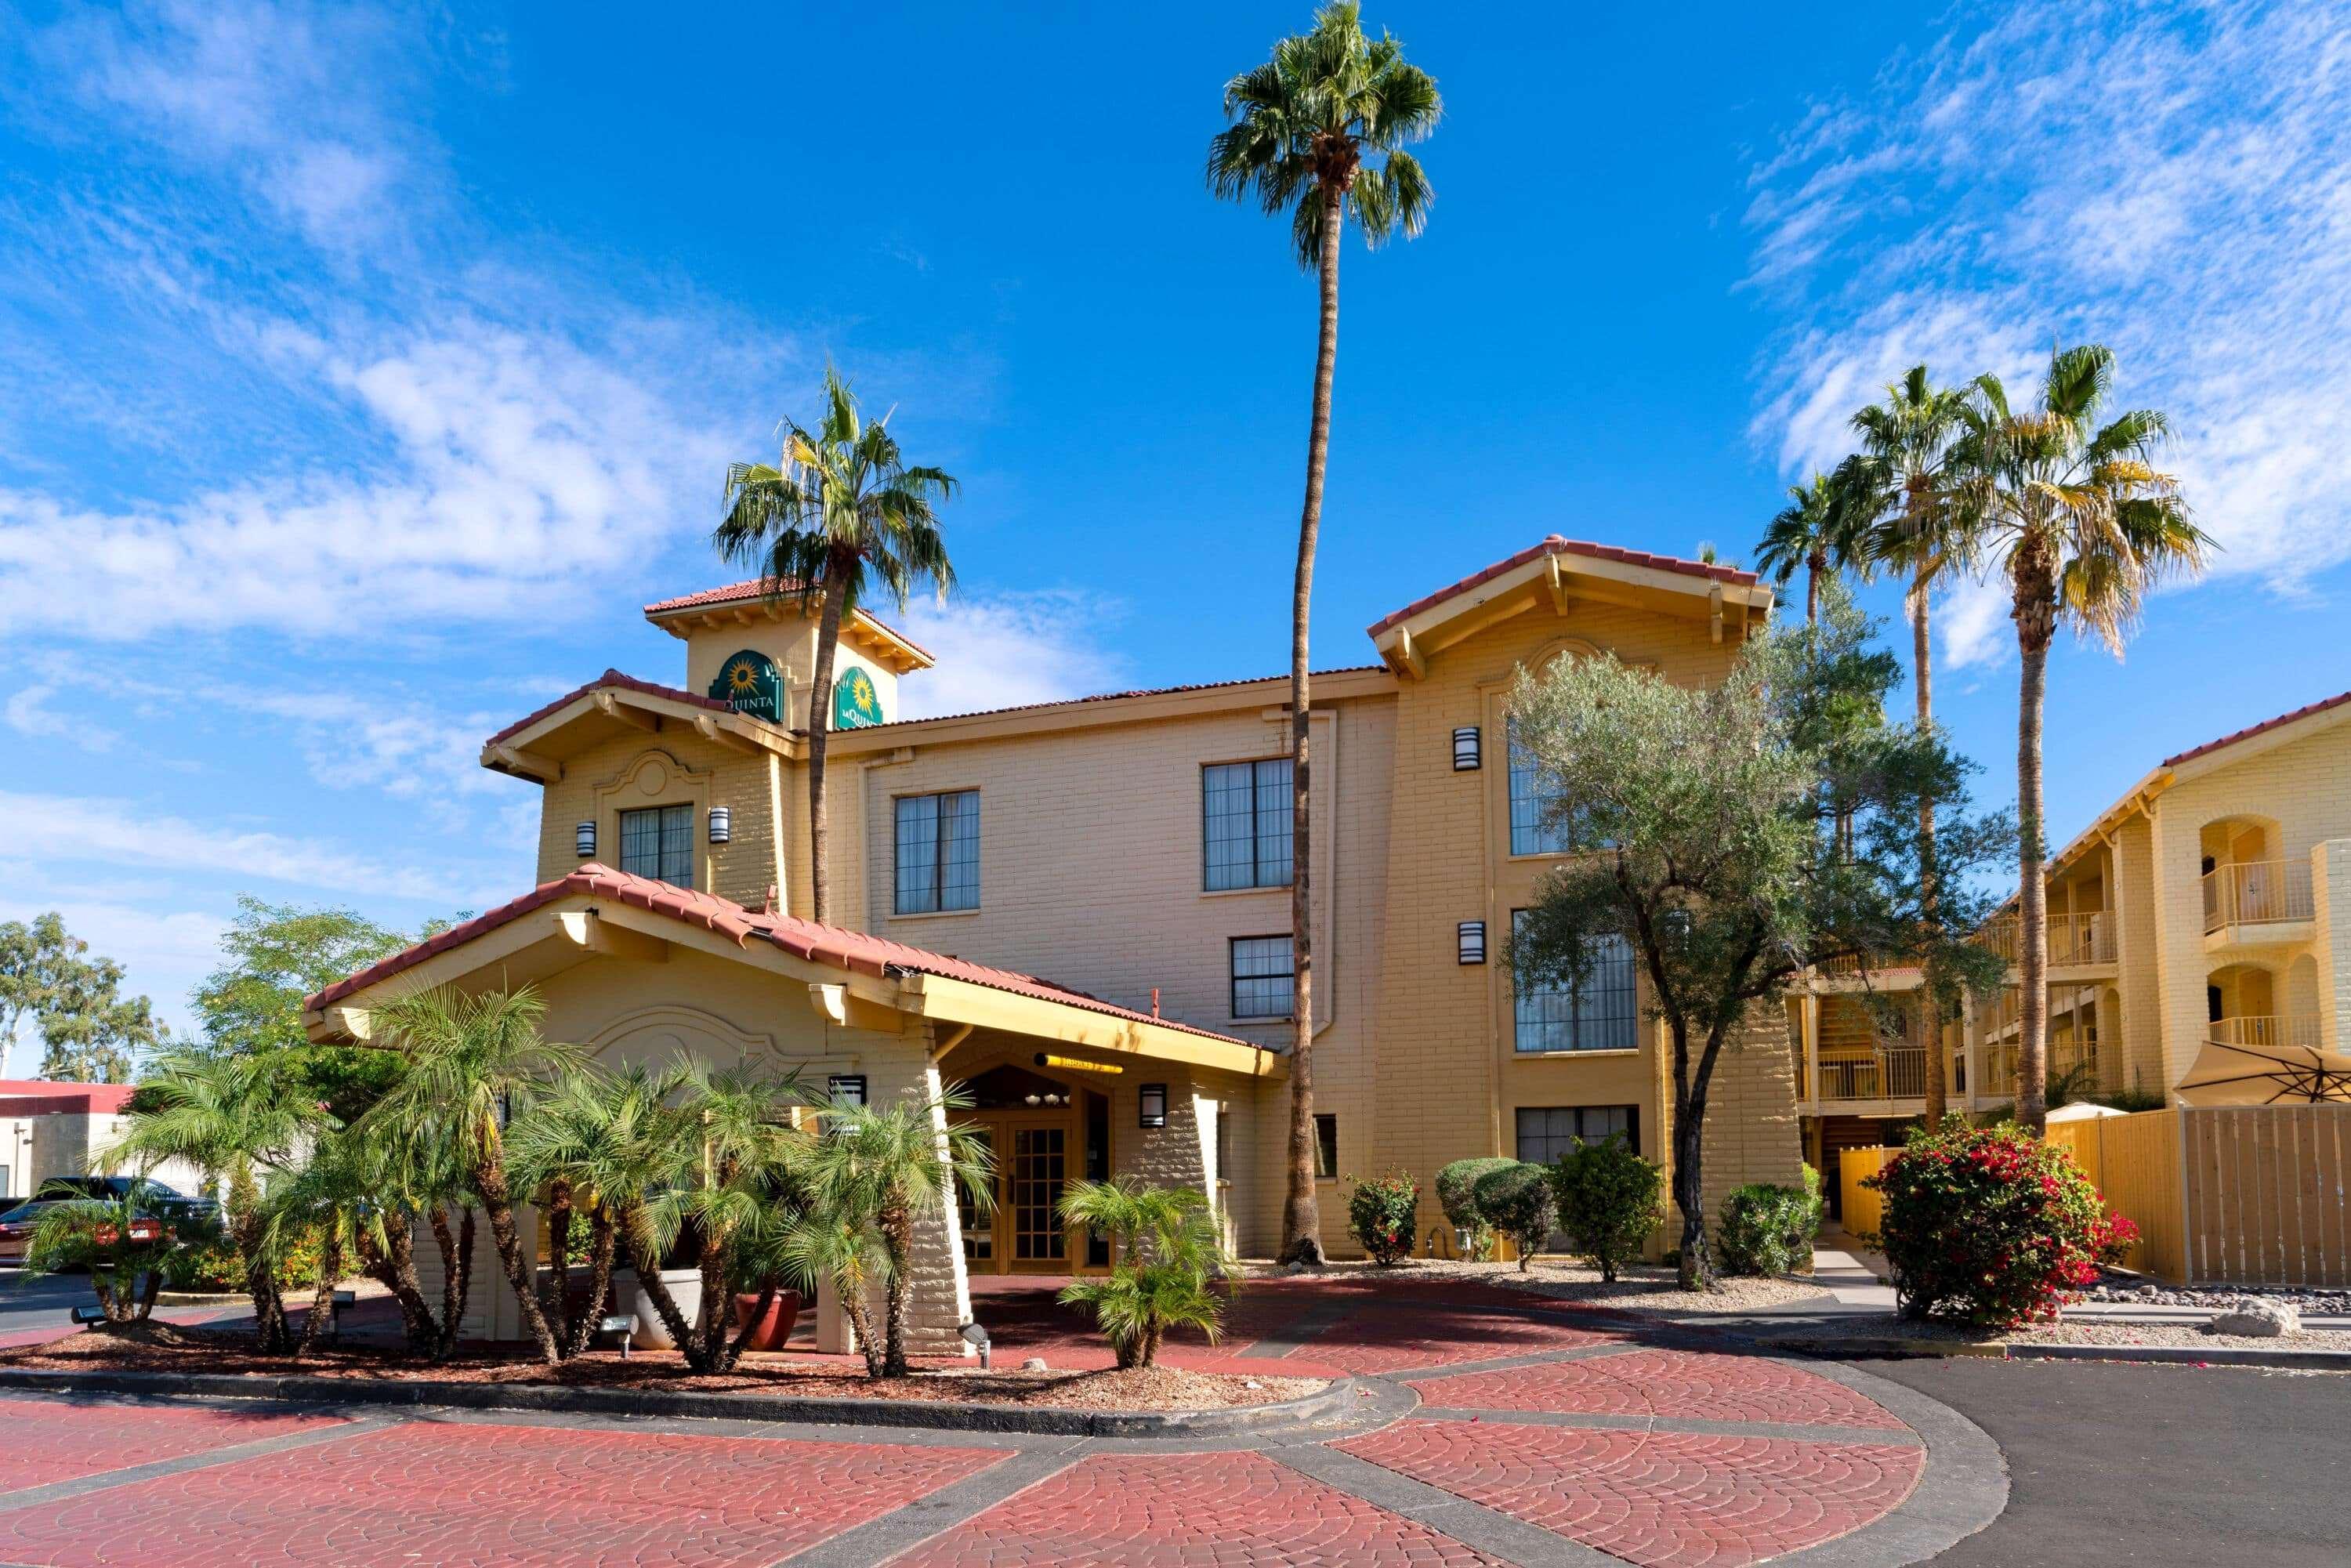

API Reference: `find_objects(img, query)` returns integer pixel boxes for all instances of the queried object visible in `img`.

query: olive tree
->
[1507,583,2005,1289]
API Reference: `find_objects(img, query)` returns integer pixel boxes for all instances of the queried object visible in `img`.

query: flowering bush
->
[1867,1121,2138,1329]
[1347,1171,1421,1266]
[1548,1137,1665,1282]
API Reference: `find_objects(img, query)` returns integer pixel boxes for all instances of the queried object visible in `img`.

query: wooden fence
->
[2049,1106,2351,1286]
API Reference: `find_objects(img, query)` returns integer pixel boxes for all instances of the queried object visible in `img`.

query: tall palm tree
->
[100,1048,327,1353]
[360,987,585,1366]
[1951,345,2212,1131]
[714,366,957,925]
[1754,473,1867,623]
[1840,366,1976,1122]
[795,1088,991,1376]
[1208,2,1438,1267]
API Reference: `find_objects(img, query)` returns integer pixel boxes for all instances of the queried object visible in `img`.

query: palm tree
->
[100,1048,327,1353]
[795,1088,991,1376]
[714,367,957,925]
[24,1187,177,1324]
[1754,473,1867,623]
[1840,366,1976,1122]
[1057,1179,1232,1369]
[360,987,585,1366]
[1951,345,2212,1131]
[331,1117,473,1360]
[779,1207,891,1379]
[1208,1,1439,1267]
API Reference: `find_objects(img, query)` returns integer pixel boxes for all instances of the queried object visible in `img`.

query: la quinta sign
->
[832,666,886,730]
[709,650,785,724]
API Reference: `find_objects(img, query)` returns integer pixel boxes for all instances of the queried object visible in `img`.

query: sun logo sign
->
[708,650,785,724]
[832,666,885,730]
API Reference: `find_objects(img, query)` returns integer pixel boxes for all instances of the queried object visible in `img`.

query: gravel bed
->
[2083,1281,2351,1315]
[0,1324,1320,1410]
[1741,1313,2351,1353]
[1360,1257,1826,1314]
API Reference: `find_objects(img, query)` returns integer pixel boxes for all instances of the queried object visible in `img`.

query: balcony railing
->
[2202,860,2313,933]
[1817,1047,1928,1103]
[2210,1014,2322,1052]
[1974,911,2116,966]
[1980,1039,2100,1099]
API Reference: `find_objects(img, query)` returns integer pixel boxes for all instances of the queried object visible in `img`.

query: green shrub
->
[160,1220,328,1292]
[1716,1181,1821,1276]
[1472,1162,1555,1271]
[1547,1137,1665,1281]
[1867,1121,2137,1329]
[1347,1171,1420,1266]
[1435,1156,1514,1260]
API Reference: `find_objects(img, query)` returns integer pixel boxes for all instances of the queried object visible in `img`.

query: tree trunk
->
[1914,566,1948,1127]
[428,1206,473,1360]
[621,1223,698,1365]
[474,1158,563,1366]
[561,1211,618,1359]
[693,1229,732,1373]
[2013,552,2057,1133]
[1668,1015,1734,1291]
[840,1285,885,1380]
[880,1196,913,1377]
[716,1279,778,1375]
[805,549,853,925]
[1806,550,1823,623]
[371,1217,439,1357]
[228,1165,291,1354]
[537,1179,574,1343]
[295,1227,342,1361]
[1279,180,1345,1269]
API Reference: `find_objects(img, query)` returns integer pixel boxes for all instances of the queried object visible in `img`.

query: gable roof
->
[307,864,1259,1052]
[1366,535,1760,639]
[486,670,733,749]
[2162,688,2351,769]
[643,579,934,670]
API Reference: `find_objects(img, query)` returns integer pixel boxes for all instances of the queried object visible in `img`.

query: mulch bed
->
[0,1324,1320,1410]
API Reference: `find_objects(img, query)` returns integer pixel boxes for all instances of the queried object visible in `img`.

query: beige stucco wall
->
[532,731,790,912]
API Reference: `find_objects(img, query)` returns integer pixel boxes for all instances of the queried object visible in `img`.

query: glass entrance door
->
[1009,1124,1069,1270]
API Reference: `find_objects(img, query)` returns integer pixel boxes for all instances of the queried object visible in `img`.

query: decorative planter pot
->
[629,1269,704,1351]
[730,1288,803,1353]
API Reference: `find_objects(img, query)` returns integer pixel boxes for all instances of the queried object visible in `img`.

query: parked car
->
[34,1177,216,1226]
[0,1200,61,1265]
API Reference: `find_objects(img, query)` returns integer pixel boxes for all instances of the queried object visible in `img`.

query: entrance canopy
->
[303,864,1283,1082]
[2176,1037,2351,1105]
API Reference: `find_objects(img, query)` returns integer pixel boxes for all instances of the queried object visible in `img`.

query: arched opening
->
[2205,961,2302,1048]
[2199,813,2306,929]
[947,1058,1111,1276]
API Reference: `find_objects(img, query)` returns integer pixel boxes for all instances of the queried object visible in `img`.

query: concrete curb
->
[152,1292,250,1308]
[0,1365,1353,1439]
[1759,1333,2351,1371]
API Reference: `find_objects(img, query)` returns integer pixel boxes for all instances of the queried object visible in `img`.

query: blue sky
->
[4,1,2348,1066]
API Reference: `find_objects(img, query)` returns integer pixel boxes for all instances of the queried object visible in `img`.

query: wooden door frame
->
[955,1107,1103,1275]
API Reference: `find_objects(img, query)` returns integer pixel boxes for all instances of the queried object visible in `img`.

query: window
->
[1506,720,1575,856]
[1314,1113,1339,1179]
[1512,915,1638,1052]
[1204,759,1292,890]
[1515,1106,1638,1166]
[1230,935,1295,1019]
[894,790,980,914]
[618,803,694,887]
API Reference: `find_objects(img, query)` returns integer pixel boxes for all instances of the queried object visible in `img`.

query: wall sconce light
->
[826,1074,867,1107]
[574,820,597,858]
[708,805,731,844]
[1139,1083,1168,1128]
[1452,726,1482,771]
[1458,920,1487,965]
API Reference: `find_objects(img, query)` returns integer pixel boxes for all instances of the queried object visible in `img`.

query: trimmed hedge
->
[1436,1157,1516,1229]
[1716,1179,1821,1277]
[1548,1137,1665,1282]
[1472,1162,1556,1272]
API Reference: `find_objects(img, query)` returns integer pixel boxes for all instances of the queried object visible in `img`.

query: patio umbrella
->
[2175,1037,2351,1105]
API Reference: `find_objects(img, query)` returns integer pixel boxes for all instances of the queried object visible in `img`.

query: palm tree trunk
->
[839,1284,885,1379]
[537,1178,574,1340]
[295,1228,342,1361]
[561,1211,617,1358]
[1913,567,1947,1126]
[1806,551,1823,623]
[880,1196,913,1377]
[1279,181,1344,1269]
[805,549,853,925]
[429,1205,473,1360]
[621,1222,698,1364]
[372,1217,438,1357]
[474,1159,563,1366]
[228,1165,290,1354]
[2014,560,2056,1134]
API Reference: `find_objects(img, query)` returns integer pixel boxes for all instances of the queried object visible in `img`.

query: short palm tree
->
[1208,0,1439,1269]
[714,366,956,925]
[331,1114,473,1360]
[1951,345,2212,1129]
[779,1206,892,1379]
[1754,472,1868,624]
[1057,1179,1232,1369]
[99,1047,327,1353]
[360,986,585,1366]
[24,1187,179,1324]
[1839,365,1976,1121]
[795,1088,991,1376]
[259,1131,375,1359]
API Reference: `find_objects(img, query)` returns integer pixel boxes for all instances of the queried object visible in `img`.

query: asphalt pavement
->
[1862,1354,2351,1567]
[0,1268,92,1342]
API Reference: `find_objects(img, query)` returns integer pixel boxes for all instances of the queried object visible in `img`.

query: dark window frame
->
[1313,1113,1339,1179]
[1513,1105,1639,1166]
[1229,933,1295,1020]
[1202,758,1295,891]
[1511,913,1639,1053]
[893,789,981,915]
[618,802,695,888]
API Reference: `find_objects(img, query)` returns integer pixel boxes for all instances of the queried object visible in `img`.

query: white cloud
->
[894,592,1136,720]
[0,791,500,907]
[1936,574,2012,673]
[0,320,737,639]
[5,683,120,752]
[1747,0,2351,596]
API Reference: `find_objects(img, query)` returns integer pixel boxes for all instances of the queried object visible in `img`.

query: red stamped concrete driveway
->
[0,1279,1999,1566]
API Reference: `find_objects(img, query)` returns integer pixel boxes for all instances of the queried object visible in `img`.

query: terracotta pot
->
[730,1287,803,1352]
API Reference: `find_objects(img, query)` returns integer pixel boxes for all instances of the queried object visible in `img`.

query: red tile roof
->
[0,1081,136,1115]
[643,579,933,659]
[864,667,1391,730]
[484,670,734,749]
[1366,535,1761,637]
[306,865,1262,1052]
[2162,689,2351,769]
